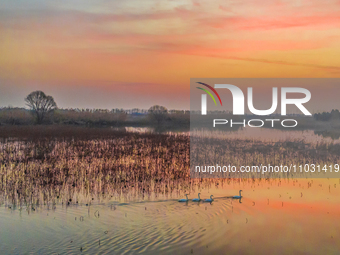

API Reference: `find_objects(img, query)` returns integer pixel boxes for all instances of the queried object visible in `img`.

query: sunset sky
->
[1,0,340,110]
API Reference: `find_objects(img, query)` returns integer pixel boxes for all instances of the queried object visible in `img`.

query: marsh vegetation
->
[1,125,340,208]
[1,126,340,254]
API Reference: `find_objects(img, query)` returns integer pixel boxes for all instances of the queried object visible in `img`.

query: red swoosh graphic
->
[197,82,223,106]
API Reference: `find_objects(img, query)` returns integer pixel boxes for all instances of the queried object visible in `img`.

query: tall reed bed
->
[1,126,340,209]
[191,130,340,178]
[0,129,190,208]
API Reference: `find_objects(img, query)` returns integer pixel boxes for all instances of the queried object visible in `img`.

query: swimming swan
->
[192,193,201,202]
[178,194,189,202]
[232,190,243,199]
[204,195,214,202]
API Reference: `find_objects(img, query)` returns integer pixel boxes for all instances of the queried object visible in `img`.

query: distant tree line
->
[314,109,340,121]
[0,91,189,128]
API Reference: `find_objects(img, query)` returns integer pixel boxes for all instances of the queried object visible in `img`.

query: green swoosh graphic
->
[196,87,217,105]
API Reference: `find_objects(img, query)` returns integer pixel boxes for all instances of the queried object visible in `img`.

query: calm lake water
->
[191,127,340,144]
[125,126,340,144]
[1,178,339,254]
[1,128,339,254]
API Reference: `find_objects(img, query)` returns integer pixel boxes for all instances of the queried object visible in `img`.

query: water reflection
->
[1,178,339,254]
[192,127,340,144]
[1,129,340,254]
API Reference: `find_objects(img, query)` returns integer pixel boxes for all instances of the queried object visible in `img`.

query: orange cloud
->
[0,0,340,108]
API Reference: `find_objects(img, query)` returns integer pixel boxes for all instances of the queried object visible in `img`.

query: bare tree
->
[148,105,168,125]
[25,91,57,124]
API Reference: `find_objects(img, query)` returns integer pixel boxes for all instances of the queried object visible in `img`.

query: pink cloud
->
[1,3,339,75]
[200,13,340,30]
[219,5,233,12]
[240,14,340,30]
[192,0,201,7]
